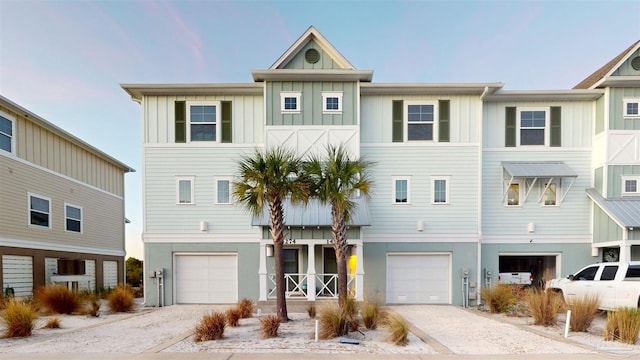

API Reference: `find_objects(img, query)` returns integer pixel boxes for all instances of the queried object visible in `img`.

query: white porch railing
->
[268,273,354,299]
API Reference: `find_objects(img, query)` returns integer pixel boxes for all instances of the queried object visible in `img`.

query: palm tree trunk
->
[269,198,288,322]
[332,204,349,308]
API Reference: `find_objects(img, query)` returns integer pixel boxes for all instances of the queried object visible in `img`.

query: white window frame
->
[64,203,83,233]
[517,107,549,147]
[622,175,640,196]
[322,92,343,114]
[505,180,523,207]
[28,193,51,228]
[186,101,220,142]
[0,110,15,154]
[541,180,560,207]
[281,92,301,113]
[215,177,233,204]
[176,176,195,205]
[431,176,450,204]
[623,98,640,118]
[392,176,411,204]
[405,101,438,142]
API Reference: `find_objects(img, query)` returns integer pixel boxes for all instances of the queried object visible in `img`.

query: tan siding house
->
[0,95,134,297]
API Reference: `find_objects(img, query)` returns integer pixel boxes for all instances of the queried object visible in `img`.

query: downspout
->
[476,86,489,305]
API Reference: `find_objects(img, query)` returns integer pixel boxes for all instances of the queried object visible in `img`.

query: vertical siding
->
[282,40,341,70]
[609,88,640,130]
[594,167,604,194]
[266,82,357,126]
[361,95,481,144]
[607,165,640,197]
[595,96,605,134]
[611,48,640,76]
[593,205,623,243]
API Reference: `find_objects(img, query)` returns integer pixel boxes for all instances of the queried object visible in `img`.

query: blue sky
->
[1,0,639,259]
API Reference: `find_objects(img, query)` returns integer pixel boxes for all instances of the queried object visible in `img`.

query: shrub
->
[567,295,599,332]
[44,317,61,329]
[2,299,37,337]
[341,296,358,319]
[604,308,640,344]
[259,314,281,339]
[85,293,101,317]
[226,307,241,327]
[194,311,226,342]
[307,304,316,318]
[318,303,346,339]
[107,286,135,313]
[238,298,254,318]
[35,284,82,314]
[383,312,409,346]
[362,301,380,330]
[481,284,517,314]
[525,288,563,326]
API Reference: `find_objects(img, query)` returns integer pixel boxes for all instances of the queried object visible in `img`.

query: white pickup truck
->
[546,261,640,310]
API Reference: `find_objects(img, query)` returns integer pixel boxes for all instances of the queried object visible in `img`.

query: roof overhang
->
[502,161,577,204]
[360,83,504,96]
[592,76,640,89]
[586,188,640,228]
[120,83,264,102]
[251,69,373,82]
[251,197,370,227]
[0,95,134,173]
[483,89,604,102]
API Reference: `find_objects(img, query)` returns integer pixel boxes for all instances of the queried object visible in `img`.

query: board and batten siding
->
[143,95,264,145]
[143,146,257,234]
[482,101,593,148]
[282,40,343,70]
[481,151,592,235]
[360,95,481,144]
[0,106,125,197]
[608,88,640,130]
[0,155,125,252]
[266,82,357,126]
[606,165,640,197]
[593,205,623,243]
[360,146,479,235]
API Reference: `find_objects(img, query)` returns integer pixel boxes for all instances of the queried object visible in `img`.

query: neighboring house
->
[0,96,134,297]
[122,26,640,307]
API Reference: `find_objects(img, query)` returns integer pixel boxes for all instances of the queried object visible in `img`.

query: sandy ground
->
[1,302,639,356]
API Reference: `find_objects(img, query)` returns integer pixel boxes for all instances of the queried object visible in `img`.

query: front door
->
[323,247,337,296]
[283,249,299,292]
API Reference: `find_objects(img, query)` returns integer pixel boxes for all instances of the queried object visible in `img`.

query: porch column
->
[306,244,316,301]
[258,243,267,301]
[621,244,631,262]
[355,242,364,301]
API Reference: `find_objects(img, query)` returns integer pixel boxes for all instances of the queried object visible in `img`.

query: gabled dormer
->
[252,26,373,159]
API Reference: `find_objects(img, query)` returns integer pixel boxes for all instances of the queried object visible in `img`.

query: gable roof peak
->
[269,25,355,70]
[574,40,640,89]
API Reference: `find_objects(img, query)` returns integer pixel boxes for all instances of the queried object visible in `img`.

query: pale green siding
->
[262,227,360,239]
[630,230,640,241]
[632,245,640,261]
[593,205,623,243]
[594,167,604,194]
[608,88,640,130]
[266,81,357,126]
[283,40,343,70]
[595,96,605,134]
[607,165,640,197]
[611,48,640,76]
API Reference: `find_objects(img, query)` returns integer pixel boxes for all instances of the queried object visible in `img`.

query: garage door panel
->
[176,255,237,304]
[387,254,450,304]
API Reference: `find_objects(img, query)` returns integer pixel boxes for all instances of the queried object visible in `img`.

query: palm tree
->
[305,145,373,308]
[233,147,309,322]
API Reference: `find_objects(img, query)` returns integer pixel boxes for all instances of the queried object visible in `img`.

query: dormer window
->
[623,99,640,118]
[322,92,342,113]
[281,92,301,113]
[622,176,640,196]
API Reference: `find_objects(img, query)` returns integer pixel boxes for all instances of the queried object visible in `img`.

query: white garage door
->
[175,254,238,304]
[103,261,118,289]
[2,255,33,298]
[387,253,451,304]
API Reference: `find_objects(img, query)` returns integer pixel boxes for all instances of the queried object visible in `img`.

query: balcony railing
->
[267,273,355,299]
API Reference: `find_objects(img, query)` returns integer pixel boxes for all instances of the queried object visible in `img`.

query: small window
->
[393,177,410,204]
[518,108,548,146]
[0,111,14,154]
[176,176,194,205]
[322,92,343,113]
[573,266,598,281]
[65,203,82,233]
[625,265,640,279]
[506,182,521,206]
[623,99,640,117]
[406,102,436,141]
[281,92,301,113]
[600,266,618,281]
[29,193,51,228]
[432,176,449,204]
[215,177,232,204]
[622,176,640,196]
[543,182,558,206]
[187,101,219,142]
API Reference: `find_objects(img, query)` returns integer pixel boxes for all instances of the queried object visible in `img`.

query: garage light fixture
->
[527,222,535,233]
[200,221,208,232]
[266,244,274,257]
[416,220,424,232]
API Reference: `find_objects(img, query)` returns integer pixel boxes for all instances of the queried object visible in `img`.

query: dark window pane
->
[0,134,10,152]
[0,116,12,135]
[625,266,640,279]
[600,266,618,281]
[284,97,297,110]
[434,180,446,203]
[520,129,544,145]
[625,180,637,193]
[408,123,433,140]
[407,104,434,122]
[627,103,639,115]
[191,124,215,141]
[574,266,598,281]
[31,197,49,212]
[66,206,81,220]
[67,219,81,232]
[31,211,49,227]
[326,97,339,110]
